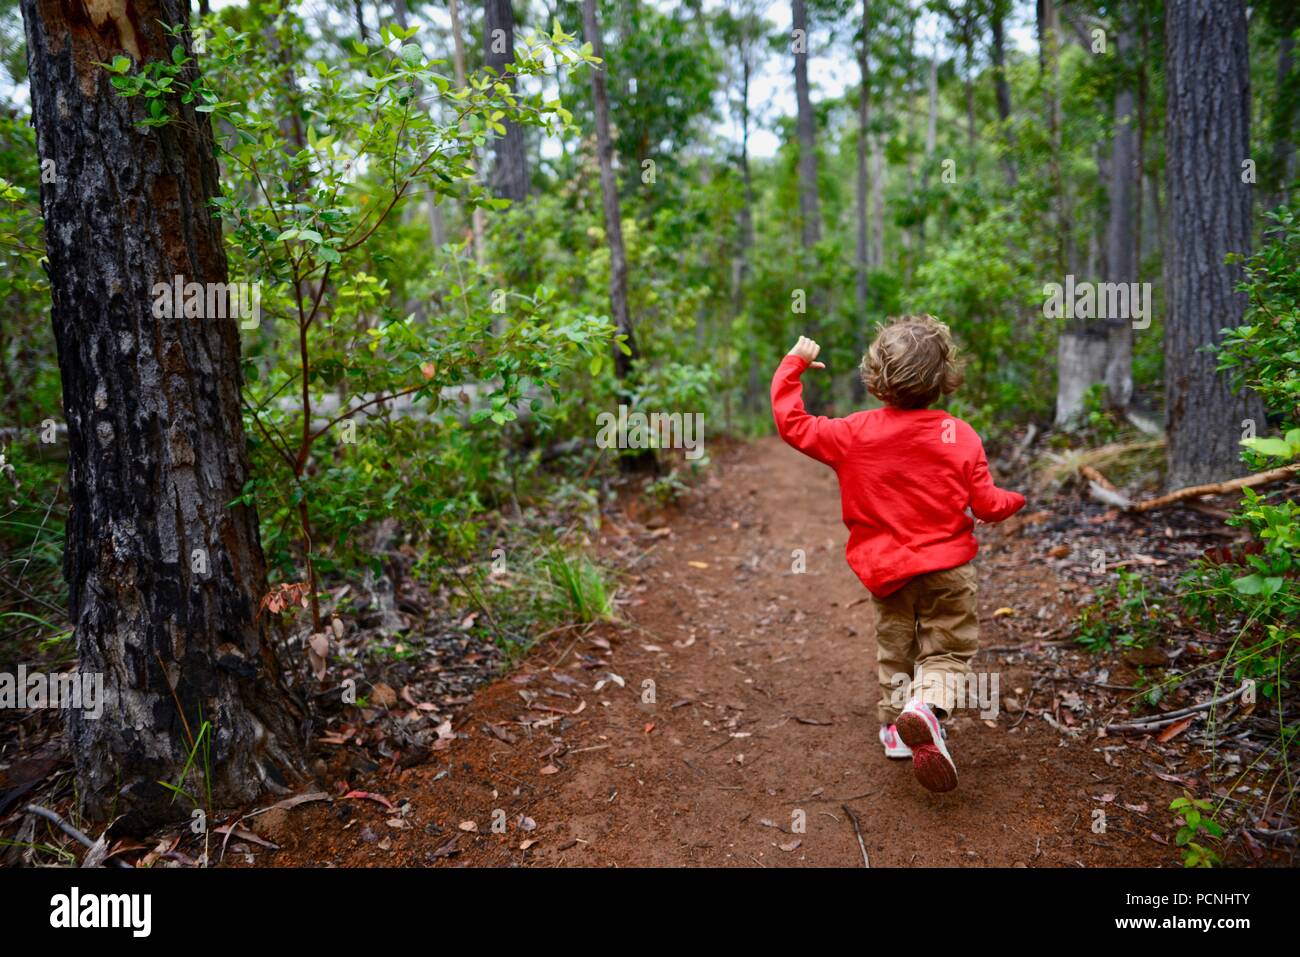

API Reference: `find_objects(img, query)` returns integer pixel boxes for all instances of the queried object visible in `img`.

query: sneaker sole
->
[895,711,958,793]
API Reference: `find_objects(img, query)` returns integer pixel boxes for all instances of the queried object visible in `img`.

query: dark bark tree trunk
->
[582,0,638,382]
[990,0,1017,187]
[485,0,530,203]
[353,0,369,41]
[792,0,821,248]
[1164,0,1263,488]
[853,0,870,402]
[855,0,870,308]
[1269,31,1295,208]
[21,0,306,829]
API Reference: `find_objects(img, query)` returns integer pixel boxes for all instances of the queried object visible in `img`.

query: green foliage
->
[1219,206,1300,432]
[540,547,616,625]
[1170,794,1224,868]
[1075,569,1173,652]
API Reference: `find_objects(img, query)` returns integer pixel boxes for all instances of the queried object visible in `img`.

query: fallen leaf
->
[342,790,396,810]
[1156,716,1194,743]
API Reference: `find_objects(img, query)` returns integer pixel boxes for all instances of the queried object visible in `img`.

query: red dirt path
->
[246,436,1178,867]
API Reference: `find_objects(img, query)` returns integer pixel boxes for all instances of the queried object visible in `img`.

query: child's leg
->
[912,562,980,718]
[872,585,918,726]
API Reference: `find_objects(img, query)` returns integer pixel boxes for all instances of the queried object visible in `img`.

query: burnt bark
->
[1164,0,1263,488]
[485,0,530,203]
[21,0,306,828]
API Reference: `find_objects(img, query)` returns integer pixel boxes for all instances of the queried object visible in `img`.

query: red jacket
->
[771,354,1025,597]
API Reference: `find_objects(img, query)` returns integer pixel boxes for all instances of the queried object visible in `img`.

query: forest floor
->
[226,435,1248,868]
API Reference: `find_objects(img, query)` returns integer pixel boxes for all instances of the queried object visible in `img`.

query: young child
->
[771,316,1025,793]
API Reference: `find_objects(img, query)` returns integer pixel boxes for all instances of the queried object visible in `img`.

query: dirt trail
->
[259,437,1177,867]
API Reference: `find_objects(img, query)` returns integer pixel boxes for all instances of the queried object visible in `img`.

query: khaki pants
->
[871,562,979,724]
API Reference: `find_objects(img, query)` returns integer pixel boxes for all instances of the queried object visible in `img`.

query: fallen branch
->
[1080,464,1135,508]
[1104,682,1251,733]
[1126,464,1300,513]
[23,804,132,868]
[841,804,870,868]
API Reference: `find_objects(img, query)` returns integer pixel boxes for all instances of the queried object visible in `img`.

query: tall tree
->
[1164,0,1263,487]
[717,3,766,410]
[791,0,821,248]
[988,0,1017,187]
[484,0,530,202]
[1103,19,1138,410]
[21,0,305,827]
[855,0,871,311]
[582,0,638,381]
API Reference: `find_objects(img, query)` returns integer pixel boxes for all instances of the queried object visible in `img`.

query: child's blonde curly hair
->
[860,314,964,410]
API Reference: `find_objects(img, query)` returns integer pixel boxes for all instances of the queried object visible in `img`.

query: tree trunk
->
[582,0,638,381]
[990,0,1017,188]
[740,53,759,411]
[353,0,369,41]
[792,0,821,248]
[1103,22,1137,409]
[852,0,870,401]
[21,0,306,829]
[484,0,529,203]
[1164,0,1263,488]
[1055,327,1110,427]
[855,0,870,303]
[1270,32,1295,208]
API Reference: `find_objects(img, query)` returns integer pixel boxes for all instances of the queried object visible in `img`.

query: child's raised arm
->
[968,442,1026,522]
[771,337,851,466]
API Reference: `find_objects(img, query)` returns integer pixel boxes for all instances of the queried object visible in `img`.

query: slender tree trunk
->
[740,54,760,411]
[855,0,870,303]
[792,0,821,248]
[353,0,369,41]
[1164,0,1263,488]
[484,0,530,202]
[449,0,486,264]
[21,0,306,829]
[990,0,1018,187]
[1270,32,1295,208]
[582,0,638,382]
[1104,22,1137,409]
[871,135,884,269]
[919,50,937,253]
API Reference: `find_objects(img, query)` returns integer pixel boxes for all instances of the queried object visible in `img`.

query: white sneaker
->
[895,698,958,793]
[879,724,912,759]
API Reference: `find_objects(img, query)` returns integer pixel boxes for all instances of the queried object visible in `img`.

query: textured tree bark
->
[582,0,638,382]
[1103,22,1137,409]
[485,0,530,203]
[1164,0,1263,489]
[792,0,820,248]
[22,0,306,829]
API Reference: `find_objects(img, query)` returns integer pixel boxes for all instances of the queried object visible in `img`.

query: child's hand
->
[788,336,826,369]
